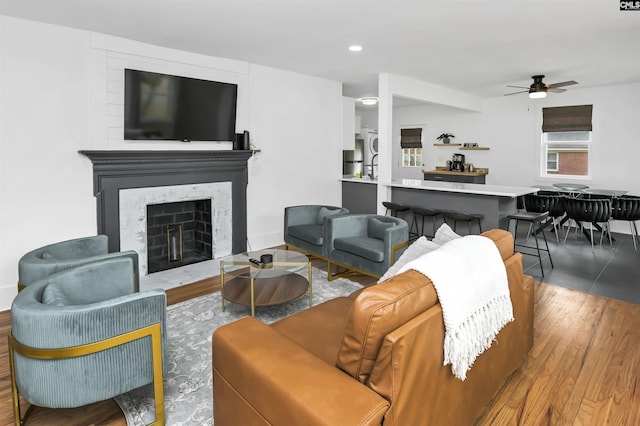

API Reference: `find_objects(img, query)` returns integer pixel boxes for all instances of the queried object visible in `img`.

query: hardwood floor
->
[1,260,638,425]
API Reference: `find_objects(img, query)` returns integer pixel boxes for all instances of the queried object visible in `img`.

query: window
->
[542,131,590,176]
[546,152,558,172]
[541,105,592,178]
[400,128,423,168]
[402,148,423,167]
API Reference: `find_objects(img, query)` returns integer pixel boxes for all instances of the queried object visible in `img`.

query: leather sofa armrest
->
[213,316,389,426]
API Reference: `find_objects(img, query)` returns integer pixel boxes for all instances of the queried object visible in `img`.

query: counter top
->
[423,167,489,177]
[387,179,538,198]
[340,176,378,185]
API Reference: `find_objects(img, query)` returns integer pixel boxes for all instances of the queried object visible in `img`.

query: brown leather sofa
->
[212,229,534,425]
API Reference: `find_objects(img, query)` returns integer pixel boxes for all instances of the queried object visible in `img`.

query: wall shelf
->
[460,147,490,150]
[433,143,461,147]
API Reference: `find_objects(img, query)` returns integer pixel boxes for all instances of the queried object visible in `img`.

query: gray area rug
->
[115,267,362,425]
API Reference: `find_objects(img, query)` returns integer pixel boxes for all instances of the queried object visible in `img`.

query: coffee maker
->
[451,153,465,172]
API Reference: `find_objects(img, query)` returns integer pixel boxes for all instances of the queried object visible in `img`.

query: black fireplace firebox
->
[147,199,213,273]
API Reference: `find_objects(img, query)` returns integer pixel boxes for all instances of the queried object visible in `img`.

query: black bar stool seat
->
[507,210,554,277]
[382,202,409,217]
[442,211,484,234]
[410,207,444,239]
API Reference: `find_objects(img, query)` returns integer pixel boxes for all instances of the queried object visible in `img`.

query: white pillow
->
[377,236,440,283]
[432,223,462,245]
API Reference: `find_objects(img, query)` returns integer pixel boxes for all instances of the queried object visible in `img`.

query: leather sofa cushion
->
[334,237,385,262]
[336,269,439,383]
[271,297,354,365]
[288,224,323,246]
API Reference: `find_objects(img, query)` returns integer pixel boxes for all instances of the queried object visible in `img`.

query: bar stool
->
[410,207,444,240]
[382,202,409,218]
[442,211,484,234]
[507,210,553,277]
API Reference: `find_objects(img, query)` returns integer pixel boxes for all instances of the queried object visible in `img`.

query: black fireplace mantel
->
[79,150,252,254]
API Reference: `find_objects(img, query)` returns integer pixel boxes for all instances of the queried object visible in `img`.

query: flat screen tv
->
[124,69,237,142]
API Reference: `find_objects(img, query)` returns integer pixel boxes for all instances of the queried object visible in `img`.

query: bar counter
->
[386,179,538,232]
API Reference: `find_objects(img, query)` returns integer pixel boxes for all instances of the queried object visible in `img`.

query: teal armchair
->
[18,235,139,292]
[284,205,349,257]
[325,214,409,279]
[8,257,167,426]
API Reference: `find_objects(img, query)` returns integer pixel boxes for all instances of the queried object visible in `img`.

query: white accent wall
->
[0,16,343,310]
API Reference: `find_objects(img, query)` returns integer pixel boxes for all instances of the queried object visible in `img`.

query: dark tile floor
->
[513,225,640,305]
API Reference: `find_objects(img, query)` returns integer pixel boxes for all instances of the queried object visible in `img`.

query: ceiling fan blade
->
[506,85,529,89]
[548,88,567,93]
[548,80,578,89]
[504,90,528,96]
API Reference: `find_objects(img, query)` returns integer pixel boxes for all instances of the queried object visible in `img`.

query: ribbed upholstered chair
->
[284,205,349,257]
[612,196,640,251]
[325,214,408,279]
[563,197,613,249]
[8,257,167,426]
[18,235,139,292]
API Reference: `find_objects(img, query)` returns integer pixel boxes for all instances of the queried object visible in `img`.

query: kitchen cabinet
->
[423,173,486,184]
[423,168,488,184]
[341,180,377,214]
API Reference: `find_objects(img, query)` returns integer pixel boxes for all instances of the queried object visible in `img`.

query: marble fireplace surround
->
[119,182,231,276]
[80,150,252,289]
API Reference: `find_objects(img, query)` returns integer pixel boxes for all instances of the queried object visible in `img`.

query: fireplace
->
[146,199,213,273]
[119,181,232,275]
[80,150,251,278]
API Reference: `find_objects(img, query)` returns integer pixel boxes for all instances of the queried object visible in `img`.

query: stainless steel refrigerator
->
[343,138,364,176]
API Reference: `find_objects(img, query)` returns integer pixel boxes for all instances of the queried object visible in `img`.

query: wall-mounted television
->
[124,69,237,142]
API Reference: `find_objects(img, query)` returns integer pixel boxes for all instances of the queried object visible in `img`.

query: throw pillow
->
[317,206,341,225]
[367,217,394,240]
[432,223,462,245]
[41,283,72,306]
[377,236,440,283]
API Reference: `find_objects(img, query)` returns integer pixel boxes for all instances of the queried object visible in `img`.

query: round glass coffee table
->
[219,249,312,316]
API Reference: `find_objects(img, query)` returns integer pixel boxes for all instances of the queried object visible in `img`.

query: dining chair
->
[563,198,613,249]
[611,196,640,251]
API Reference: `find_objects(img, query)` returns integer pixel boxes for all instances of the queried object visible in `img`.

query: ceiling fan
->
[505,75,578,98]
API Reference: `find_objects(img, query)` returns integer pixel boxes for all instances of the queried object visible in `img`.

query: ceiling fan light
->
[529,90,547,99]
[360,97,378,105]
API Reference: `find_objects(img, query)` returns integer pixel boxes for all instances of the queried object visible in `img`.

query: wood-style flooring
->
[1,258,638,425]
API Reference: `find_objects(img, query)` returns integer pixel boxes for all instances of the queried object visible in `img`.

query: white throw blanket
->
[398,235,513,380]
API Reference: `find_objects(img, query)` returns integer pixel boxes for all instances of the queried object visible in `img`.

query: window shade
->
[400,128,422,148]
[542,105,593,132]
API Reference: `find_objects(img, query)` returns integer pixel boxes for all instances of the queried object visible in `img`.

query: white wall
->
[0,16,343,311]
[392,82,640,231]
[246,63,342,249]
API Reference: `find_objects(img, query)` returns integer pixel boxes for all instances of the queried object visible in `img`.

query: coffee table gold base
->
[220,260,312,317]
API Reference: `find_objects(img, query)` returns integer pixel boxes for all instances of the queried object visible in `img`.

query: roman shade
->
[542,105,593,132]
[400,128,422,148]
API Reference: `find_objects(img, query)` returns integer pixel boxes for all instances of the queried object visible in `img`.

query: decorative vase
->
[443,137,450,144]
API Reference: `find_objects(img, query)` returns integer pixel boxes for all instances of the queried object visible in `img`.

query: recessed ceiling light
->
[360,97,378,105]
[348,45,363,52]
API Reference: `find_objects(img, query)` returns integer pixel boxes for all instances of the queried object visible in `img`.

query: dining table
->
[533,184,629,243]
[537,183,628,198]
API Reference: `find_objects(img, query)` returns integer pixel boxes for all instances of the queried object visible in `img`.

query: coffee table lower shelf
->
[221,273,310,316]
